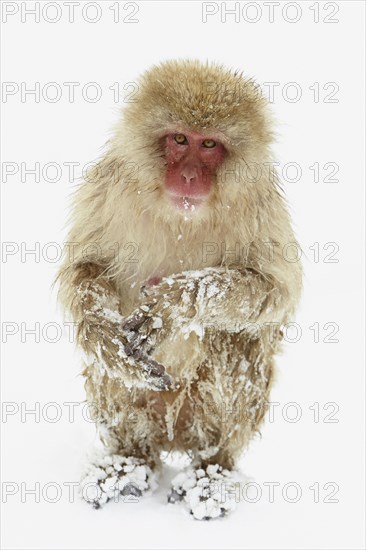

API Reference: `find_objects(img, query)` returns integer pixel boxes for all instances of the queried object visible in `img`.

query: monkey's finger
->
[138,356,173,389]
[122,311,147,332]
[142,357,166,376]
[124,333,155,359]
[147,371,173,391]
[156,372,173,390]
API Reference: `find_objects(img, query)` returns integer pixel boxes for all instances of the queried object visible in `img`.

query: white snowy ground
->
[1,2,365,547]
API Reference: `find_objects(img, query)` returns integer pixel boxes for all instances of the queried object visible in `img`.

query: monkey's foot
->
[168,464,238,520]
[81,454,158,509]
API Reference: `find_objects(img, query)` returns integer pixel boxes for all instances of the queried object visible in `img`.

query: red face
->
[164,130,226,211]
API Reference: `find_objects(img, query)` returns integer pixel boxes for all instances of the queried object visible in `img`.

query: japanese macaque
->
[57,60,302,519]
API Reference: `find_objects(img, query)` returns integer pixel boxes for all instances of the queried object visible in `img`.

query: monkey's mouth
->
[168,193,206,212]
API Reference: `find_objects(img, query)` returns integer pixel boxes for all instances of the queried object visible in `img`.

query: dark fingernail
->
[161,373,172,388]
[147,360,165,376]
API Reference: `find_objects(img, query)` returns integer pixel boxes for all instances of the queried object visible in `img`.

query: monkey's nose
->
[181,169,197,184]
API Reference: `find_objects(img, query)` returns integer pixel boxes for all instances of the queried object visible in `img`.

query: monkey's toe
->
[167,487,185,504]
[168,464,238,520]
[81,453,158,508]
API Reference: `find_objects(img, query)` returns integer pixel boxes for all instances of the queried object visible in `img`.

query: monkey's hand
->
[139,267,286,335]
[76,281,173,391]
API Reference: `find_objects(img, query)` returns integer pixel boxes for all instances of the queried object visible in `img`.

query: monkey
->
[57,59,302,520]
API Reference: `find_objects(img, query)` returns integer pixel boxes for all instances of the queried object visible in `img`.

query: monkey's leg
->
[168,330,279,519]
[81,364,168,508]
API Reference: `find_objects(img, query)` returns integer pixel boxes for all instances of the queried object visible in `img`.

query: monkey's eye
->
[202,139,216,148]
[174,134,188,145]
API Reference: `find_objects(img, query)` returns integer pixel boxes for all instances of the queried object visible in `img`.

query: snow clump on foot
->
[81,453,158,509]
[168,464,239,520]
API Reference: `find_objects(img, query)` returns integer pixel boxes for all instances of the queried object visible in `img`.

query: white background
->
[1,1,365,549]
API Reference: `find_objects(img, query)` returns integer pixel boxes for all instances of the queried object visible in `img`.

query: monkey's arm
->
[57,262,172,390]
[124,266,299,341]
